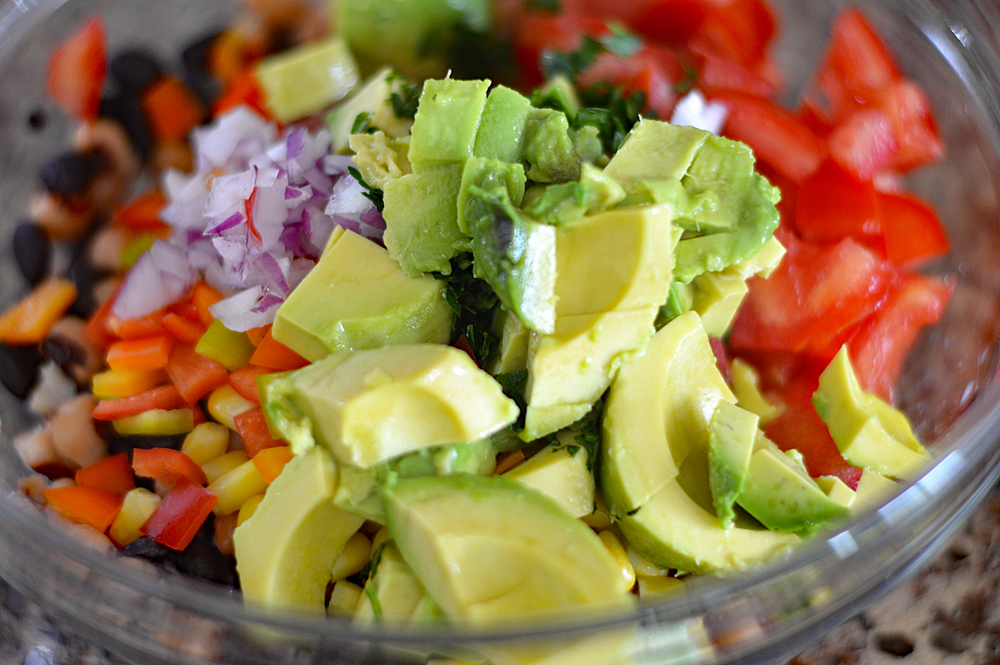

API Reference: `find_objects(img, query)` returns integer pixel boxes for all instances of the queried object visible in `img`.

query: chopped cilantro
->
[599,24,643,59]
[347,166,385,212]
[355,541,386,588]
[527,0,561,12]
[351,111,373,135]
[539,35,604,82]
[388,76,422,120]
[574,86,647,155]
[494,369,528,428]
[434,255,500,364]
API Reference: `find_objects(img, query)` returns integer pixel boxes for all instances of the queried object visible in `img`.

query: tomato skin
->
[629,0,709,46]
[46,17,107,121]
[578,45,686,118]
[794,158,883,251]
[512,12,609,89]
[875,190,949,267]
[764,406,863,490]
[140,476,218,551]
[691,0,776,70]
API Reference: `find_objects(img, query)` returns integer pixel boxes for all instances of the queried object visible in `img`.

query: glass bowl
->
[1,0,1000,663]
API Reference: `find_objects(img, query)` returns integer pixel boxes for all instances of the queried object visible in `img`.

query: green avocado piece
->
[382,163,467,275]
[603,119,708,186]
[813,346,931,478]
[708,401,760,529]
[354,543,443,625]
[463,161,557,334]
[815,475,856,508]
[521,107,584,183]
[337,0,491,80]
[348,131,412,189]
[233,447,366,613]
[263,344,518,467]
[502,432,595,519]
[520,163,626,226]
[730,358,782,425]
[408,78,491,171]
[486,307,530,375]
[383,474,635,625]
[601,311,736,517]
[255,36,359,123]
[271,227,452,361]
[327,67,414,153]
[689,269,749,337]
[736,435,850,534]
[473,84,534,163]
[850,469,899,513]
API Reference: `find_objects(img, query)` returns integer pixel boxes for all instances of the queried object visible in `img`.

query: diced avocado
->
[382,474,635,626]
[383,164,467,275]
[656,281,693,327]
[815,475,856,508]
[529,75,581,117]
[502,431,595,519]
[354,543,442,625]
[328,68,415,153]
[271,227,452,361]
[554,203,678,319]
[408,79,491,171]
[601,311,736,516]
[464,163,557,334]
[521,108,585,183]
[262,344,518,467]
[520,163,626,226]
[708,401,760,529]
[690,269,749,337]
[349,132,412,189]
[523,307,658,441]
[736,435,850,534]
[677,134,757,234]
[233,447,366,612]
[486,308,530,375]
[337,0,491,80]
[255,37,359,123]
[727,235,786,280]
[473,85,534,163]
[813,346,931,478]
[458,156,528,235]
[335,439,498,523]
[851,469,899,513]
[730,358,782,425]
[603,119,708,186]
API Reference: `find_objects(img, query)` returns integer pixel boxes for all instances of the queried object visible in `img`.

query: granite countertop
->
[3,484,1000,665]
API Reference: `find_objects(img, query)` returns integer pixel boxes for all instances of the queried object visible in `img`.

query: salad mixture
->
[0,0,954,661]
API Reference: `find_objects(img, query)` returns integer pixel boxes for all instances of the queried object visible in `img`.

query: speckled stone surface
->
[3,484,1000,665]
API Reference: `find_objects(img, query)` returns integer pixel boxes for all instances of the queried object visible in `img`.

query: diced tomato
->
[132,447,208,487]
[91,384,186,421]
[46,17,107,121]
[826,107,899,182]
[847,273,952,401]
[45,485,123,532]
[794,158,883,252]
[875,190,949,267]
[694,48,778,98]
[879,79,944,173]
[165,344,230,406]
[141,476,218,551]
[711,90,826,183]
[512,12,609,89]
[629,0,709,46]
[75,452,136,495]
[729,235,896,354]
[233,407,284,458]
[690,0,776,70]
[764,406,863,490]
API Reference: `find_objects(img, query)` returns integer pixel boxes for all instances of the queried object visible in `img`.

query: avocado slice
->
[233,447,366,612]
[354,543,443,625]
[255,36,359,123]
[271,227,453,361]
[813,346,931,478]
[408,78,491,171]
[473,84,534,163]
[707,401,759,529]
[328,67,414,153]
[262,344,519,467]
[502,431,595,519]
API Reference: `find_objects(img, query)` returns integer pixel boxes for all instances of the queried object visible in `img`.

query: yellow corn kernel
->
[328,580,363,616]
[207,459,268,516]
[598,529,636,594]
[201,450,248,484]
[206,384,255,431]
[331,531,372,582]
[370,526,391,552]
[91,368,166,398]
[237,494,265,526]
[637,575,684,598]
[181,422,231,465]
[108,488,161,547]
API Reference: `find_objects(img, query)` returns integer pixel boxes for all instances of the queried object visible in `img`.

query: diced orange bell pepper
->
[191,282,223,327]
[233,406,284,458]
[228,364,272,403]
[250,445,294,484]
[132,447,208,486]
[161,311,207,344]
[0,278,78,344]
[106,334,173,372]
[249,328,309,371]
[106,309,166,340]
[165,344,231,405]
[45,485,123,532]
[113,190,168,232]
[83,294,118,349]
[75,452,136,495]
[141,76,205,144]
[91,367,167,399]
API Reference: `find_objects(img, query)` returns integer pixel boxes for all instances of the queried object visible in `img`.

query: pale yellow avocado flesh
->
[233,447,365,613]
[502,432,595,519]
[265,343,519,467]
[255,37,359,123]
[354,543,440,625]
[271,227,452,361]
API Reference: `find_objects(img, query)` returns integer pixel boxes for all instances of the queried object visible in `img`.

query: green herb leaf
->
[389,78,422,120]
[494,370,528,428]
[573,86,647,155]
[433,256,500,364]
[599,24,643,59]
[527,0,561,11]
[351,111,373,135]
[539,35,604,82]
[347,166,385,212]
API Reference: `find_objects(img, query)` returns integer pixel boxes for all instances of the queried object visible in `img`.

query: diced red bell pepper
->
[165,344,231,405]
[46,17,107,121]
[113,190,169,233]
[233,407,284,458]
[140,476,218,551]
[229,364,272,403]
[92,384,186,421]
[45,485,123,533]
[132,447,208,487]
[75,452,136,495]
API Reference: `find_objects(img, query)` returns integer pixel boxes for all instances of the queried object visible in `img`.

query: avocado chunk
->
[520,163,626,226]
[349,131,412,189]
[851,469,899,513]
[486,307,530,375]
[382,163,467,275]
[815,475,856,508]
[521,108,586,183]
[408,78,491,171]
[327,67,415,153]
[690,269,749,337]
[603,119,708,186]
[730,358,782,425]
[601,311,736,516]
[233,447,366,612]
[262,343,519,467]
[502,432,595,519]
[255,36,359,123]
[354,542,442,625]
[337,0,491,80]
[708,401,760,529]
[383,474,634,625]
[736,435,850,534]
[473,84,534,163]
[813,346,931,478]
[271,227,452,361]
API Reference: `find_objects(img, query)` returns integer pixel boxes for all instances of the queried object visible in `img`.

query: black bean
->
[100,93,154,160]
[876,632,915,657]
[181,29,222,73]
[39,150,105,198]
[170,535,237,588]
[12,221,52,286]
[108,48,164,93]
[105,432,186,456]
[931,630,966,653]
[40,335,85,377]
[65,243,104,318]
[122,536,173,563]
[181,30,224,109]
[0,342,42,399]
